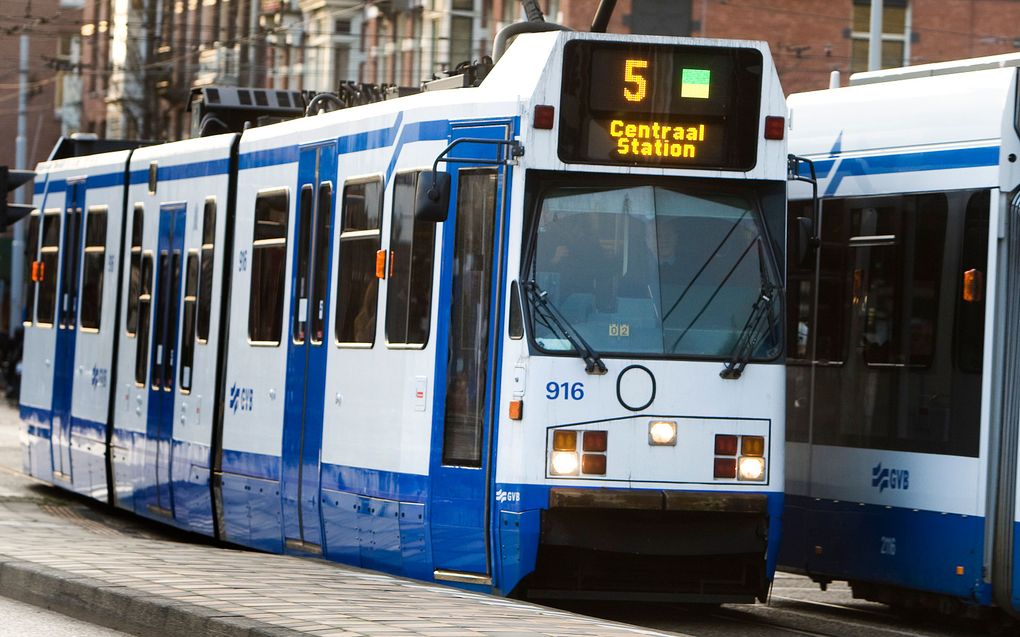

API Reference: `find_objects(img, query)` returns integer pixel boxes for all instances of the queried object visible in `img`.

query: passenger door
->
[281,143,337,552]
[145,203,187,517]
[429,122,513,585]
[51,179,85,481]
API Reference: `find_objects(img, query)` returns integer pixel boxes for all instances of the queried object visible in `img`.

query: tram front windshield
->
[528,182,782,360]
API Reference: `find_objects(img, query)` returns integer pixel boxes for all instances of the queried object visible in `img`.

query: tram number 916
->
[546,382,585,401]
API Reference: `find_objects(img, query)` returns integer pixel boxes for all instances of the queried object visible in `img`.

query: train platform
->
[0,494,683,637]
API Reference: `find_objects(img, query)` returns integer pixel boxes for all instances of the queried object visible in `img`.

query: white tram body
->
[21,31,788,601]
[783,54,1020,614]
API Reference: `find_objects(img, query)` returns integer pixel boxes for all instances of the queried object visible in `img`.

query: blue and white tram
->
[782,54,1020,619]
[20,31,790,601]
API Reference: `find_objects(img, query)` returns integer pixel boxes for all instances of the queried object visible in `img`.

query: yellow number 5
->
[624,59,648,102]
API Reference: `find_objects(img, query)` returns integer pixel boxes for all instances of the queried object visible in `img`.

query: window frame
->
[850,0,911,72]
[36,208,62,329]
[335,174,384,349]
[22,210,40,327]
[385,169,436,350]
[247,187,291,348]
[134,250,155,387]
[78,205,108,333]
[126,204,145,337]
[196,197,216,344]
[179,249,200,394]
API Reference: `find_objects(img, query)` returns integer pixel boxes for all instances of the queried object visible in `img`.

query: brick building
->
[0,0,83,171]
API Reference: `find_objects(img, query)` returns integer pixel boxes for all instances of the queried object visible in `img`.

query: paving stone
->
[0,498,687,637]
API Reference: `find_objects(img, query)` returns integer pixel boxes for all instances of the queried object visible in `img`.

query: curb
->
[0,559,305,637]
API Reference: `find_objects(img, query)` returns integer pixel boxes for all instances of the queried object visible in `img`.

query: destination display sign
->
[558,41,764,170]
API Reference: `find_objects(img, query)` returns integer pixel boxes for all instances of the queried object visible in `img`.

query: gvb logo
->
[228,383,254,414]
[871,463,909,493]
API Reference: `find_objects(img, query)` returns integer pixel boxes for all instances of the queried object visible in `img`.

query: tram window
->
[197,198,215,343]
[310,182,332,344]
[134,253,154,385]
[955,190,989,374]
[79,207,107,331]
[293,186,314,343]
[386,171,435,347]
[442,170,498,467]
[23,212,40,326]
[813,199,851,364]
[36,211,61,327]
[784,199,815,444]
[180,252,199,393]
[248,189,289,345]
[809,192,984,457]
[59,207,83,329]
[336,178,382,347]
[126,205,144,336]
[852,194,946,368]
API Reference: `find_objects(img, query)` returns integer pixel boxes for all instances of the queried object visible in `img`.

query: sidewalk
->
[0,494,683,637]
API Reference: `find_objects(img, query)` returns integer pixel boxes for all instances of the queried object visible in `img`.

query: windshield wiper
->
[524,280,607,375]
[720,239,778,380]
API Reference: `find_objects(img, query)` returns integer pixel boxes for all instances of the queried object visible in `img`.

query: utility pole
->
[11,33,29,335]
[868,0,883,71]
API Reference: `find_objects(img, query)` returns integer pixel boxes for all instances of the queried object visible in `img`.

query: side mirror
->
[415,171,451,222]
[796,216,818,267]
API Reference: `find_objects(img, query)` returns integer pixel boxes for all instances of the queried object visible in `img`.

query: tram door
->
[282,143,337,552]
[51,180,86,480]
[146,203,187,517]
[429,123,512,584]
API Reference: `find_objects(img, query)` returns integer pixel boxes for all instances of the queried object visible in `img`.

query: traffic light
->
[1,165,35,231]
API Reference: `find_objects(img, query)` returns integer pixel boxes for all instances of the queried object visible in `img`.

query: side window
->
[851,194,947,367]
[335,178,382,346]
[293,185,314,343]
[955,190,990,373]
[23,212,40,326]
[59,206,83,329]
[79,206,108,331]
[126,205,144,336]
[310,182,333,344]
[386,171,435,347]
[180,252,199,392]
[248,189,289,345]
[134,253,154,385]
[36,211,61,327]
[197,198,215,342]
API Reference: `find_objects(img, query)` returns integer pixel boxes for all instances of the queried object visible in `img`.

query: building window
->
[79,206,107,331]
[851,0,909,72]
[248,189,290,345]
[336,177,382,346]
[386,171,435,347]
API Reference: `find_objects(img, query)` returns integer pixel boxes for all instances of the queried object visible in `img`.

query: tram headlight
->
[648,420,677,446]
[550,451,579,476]
[738,456,766,481]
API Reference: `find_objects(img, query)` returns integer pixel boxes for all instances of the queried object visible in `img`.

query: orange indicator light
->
[963,269,984,303]
[375,249,387,279]
[553,430,577,451]
[741,436,765,457]
[509,400,523,421]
